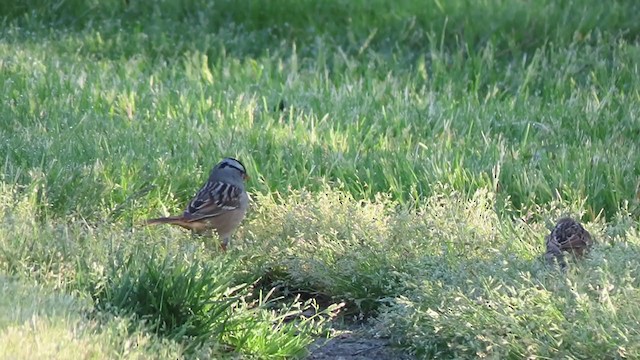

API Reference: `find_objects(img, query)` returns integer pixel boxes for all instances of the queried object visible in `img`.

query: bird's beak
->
[243,173,249,181]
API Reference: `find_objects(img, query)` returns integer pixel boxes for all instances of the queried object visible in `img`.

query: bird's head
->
[214,157,249,181]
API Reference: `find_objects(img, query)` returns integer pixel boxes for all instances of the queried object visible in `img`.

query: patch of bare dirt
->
[307,327,414,360]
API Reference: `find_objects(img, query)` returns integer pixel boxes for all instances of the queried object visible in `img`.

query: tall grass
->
[1,0,639,219]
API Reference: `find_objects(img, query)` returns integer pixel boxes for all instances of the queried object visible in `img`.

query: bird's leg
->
[220,236,230,252]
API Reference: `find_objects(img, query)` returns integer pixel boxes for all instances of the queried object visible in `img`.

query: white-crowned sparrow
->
[545,217,593,270]
[146,157,249,250]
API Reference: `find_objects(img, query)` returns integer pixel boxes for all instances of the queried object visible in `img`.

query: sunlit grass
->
[0,275,186,359]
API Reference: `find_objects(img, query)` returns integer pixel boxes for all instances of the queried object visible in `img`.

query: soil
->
[306,326,415,360]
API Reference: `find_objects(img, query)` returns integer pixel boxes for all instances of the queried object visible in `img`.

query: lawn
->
[1,0,640,358]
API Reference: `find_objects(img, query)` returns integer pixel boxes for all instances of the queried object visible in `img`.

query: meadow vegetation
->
[1,0,640,358]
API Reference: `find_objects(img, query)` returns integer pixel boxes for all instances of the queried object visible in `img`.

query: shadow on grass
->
[3,0,640,64]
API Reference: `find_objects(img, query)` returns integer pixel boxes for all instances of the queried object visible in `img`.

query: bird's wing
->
[559,231,591,250]
[184,181,244,221]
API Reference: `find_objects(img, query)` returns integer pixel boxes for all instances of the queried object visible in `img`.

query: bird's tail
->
[145,216,190,227]
[145,215,210,232]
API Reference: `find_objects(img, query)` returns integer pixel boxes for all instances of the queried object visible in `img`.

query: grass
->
[1,0,640,358]
[0,274,185,358]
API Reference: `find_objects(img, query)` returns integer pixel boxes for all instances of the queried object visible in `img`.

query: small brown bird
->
[146,157,249,250]
[545,217,593,270]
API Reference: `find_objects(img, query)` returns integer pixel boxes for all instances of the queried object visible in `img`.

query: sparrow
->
[146,157,249,250]
[544,217,593,270]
